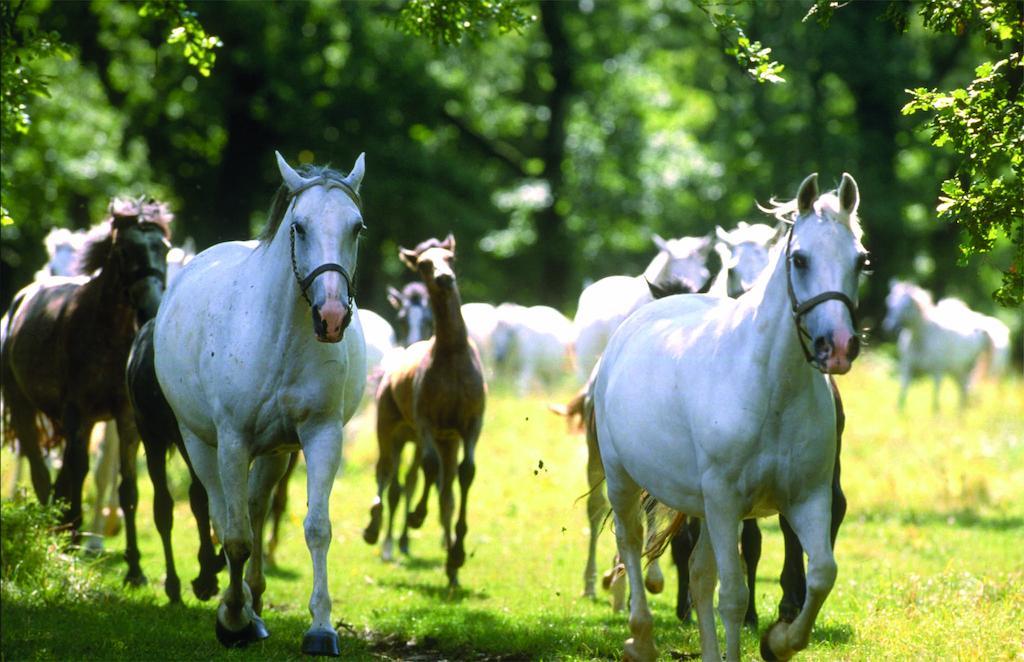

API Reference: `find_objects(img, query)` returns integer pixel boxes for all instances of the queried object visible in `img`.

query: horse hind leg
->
[266,451,298,566]
[116,412,146,588]
[583,434,607,599]
[246,454,291,615]
[606,475,656,662]
[144,438,180,602]
[85,423,119,553]
[382,457,402,561]
[182,448,223,601]
[740,518,762,629]
[7,385,50,503]
[398,447,421,556]
[408,438,439,530]
[670,518,700,623]
[364,391,401,545]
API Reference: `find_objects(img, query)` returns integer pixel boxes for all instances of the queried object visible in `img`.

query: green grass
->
[2,354,1022,660]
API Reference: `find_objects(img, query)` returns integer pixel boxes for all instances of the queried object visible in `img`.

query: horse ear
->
[652,233,670,253]
[275,151,306,192]
[346,152,366,192]
[442,233,456,252]
[838,172,859,215]
[796,173,819,216]
[399,247,418,270]
[387,285,403,310]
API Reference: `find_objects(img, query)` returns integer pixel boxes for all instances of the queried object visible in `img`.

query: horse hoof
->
[192,575,219,601]
[301,628,340,657]
[407,509,426,530]
[759,621,792,662]
[398,536,410,556]
[216,614,269,648]
[123,572,148,588]
[744,613,759,631]
[165,577,183,604]
[623,636,657,662]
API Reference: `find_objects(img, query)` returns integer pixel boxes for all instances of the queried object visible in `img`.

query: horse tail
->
[641,496,686,568]
[547,384,588,434]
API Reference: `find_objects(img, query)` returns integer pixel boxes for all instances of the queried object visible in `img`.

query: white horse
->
[592,173,867,661]
[882,281,992,411]
[461,302,500,377]
[154,152,367,655]
[934,298,1011,377]
[492,303,574,393]
[573,233,713,385]
[358,308,398,381]
[707,222,779,298]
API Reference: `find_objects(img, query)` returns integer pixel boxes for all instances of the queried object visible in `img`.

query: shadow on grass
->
[265,564,301,580]
[398,555,443,571]
[0,594,370,661]
[857,508,1023,531]
[377,578,490,602]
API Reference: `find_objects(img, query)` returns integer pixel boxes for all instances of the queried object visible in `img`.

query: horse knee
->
[304,515,331,548]
[807,556,837,596]
[223,538,252,567]
[458,460,475,485]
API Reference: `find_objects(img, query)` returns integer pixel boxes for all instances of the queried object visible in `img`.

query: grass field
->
[2,354,1022,661]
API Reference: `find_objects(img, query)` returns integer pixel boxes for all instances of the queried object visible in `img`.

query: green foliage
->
[138,1,221,77]
[0,1,68,143]
[395,0,535,46]
[899,1,1023,306]
[697,1,785,84]
[0,496,104,604]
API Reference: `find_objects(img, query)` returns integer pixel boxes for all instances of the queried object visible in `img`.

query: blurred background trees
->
[1,0,1019,343]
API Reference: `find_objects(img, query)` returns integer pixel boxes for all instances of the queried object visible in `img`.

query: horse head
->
[882,280,927,335]
[275,151,365,343]
[715,222,777,297]
[649,233,714,294]
[387,281,433,346]
[399,234,457,295]
[786,173,869,374]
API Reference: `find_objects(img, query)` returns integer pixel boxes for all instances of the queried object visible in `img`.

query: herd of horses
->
[0,153,1010,661]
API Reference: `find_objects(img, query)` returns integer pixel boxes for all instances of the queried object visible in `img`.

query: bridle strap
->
[784,224,859,369]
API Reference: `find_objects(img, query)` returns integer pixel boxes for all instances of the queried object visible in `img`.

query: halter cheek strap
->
[784,225,859,370]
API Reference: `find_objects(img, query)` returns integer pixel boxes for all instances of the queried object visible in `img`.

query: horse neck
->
[739,246,815,388]
[642,251,669,282]
[427,284,468,352]
[258,229,307,323]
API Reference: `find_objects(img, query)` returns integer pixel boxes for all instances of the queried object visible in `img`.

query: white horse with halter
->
[592,173,867,661]
[155,151,367,655]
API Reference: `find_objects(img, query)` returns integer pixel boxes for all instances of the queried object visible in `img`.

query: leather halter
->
[784,223,858,370]
[286,177,361,334]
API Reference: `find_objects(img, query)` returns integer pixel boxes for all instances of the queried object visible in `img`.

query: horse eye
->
[792,252,808,269]
[292,222,306,238]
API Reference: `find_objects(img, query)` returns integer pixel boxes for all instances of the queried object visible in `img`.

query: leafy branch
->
[695,1,785,84]
[139,1,222,77]
[393,0,535,47]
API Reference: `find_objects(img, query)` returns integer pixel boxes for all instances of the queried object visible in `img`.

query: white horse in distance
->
[491,303,575,393]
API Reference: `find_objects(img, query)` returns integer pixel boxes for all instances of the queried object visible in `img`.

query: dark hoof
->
[760,621,786,662]
[398,535,410,556]
[301,628,340,657]
[363,504,382,544]
[192,575,219,601]
[216,613,269,648]
[448,543,466,570]
[124,571,148,588]
[407,508,426,530]
[744,613,759,631]
[675,605,693,624]
[778,600,800,623]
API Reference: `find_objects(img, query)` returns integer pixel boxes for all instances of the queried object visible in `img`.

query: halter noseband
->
[784,223,858,370]
[286,177,362,334]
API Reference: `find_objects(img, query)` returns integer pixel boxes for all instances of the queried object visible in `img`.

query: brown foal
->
[363,234,486,587]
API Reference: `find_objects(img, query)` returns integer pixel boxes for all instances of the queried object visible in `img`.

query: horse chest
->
[414,360,483,431]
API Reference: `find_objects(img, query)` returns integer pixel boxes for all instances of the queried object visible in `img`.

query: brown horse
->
[363,234,486,587]
[1,199,171,535]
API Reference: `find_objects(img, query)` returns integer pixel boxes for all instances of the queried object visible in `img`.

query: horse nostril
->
[813,336,830,358]
[311,305,324,335]
[848,335,861,361]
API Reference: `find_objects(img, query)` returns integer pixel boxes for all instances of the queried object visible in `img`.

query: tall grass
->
[1,356,1021,660]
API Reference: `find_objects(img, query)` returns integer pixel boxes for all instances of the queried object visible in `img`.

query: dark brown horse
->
[1,199,171,536]
[123,318,225,602]
[364,234,486,587]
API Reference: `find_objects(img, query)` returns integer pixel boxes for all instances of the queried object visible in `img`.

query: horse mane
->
[258,164,351,244]
[402,281,430,305]
[74,198,173,275]
[758,187,863,241]
[407,236,451,256]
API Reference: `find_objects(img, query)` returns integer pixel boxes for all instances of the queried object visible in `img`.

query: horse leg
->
[702,498,745,662]
[267,451,298,566]
[116,411,146,588]
[143,437,179,602]
[670,519,699,623]
[299,425,345,656]
[408,435,439,530]
[85,424,117,552]
[762,493,836,661]
[398,445,420,556]
[689,519,722,661]
[932,373,942,412]
[897,368,910,412]
[606,474,656,662]
[383,458,401,562]
[583,432,607,599]
[11,405,49,503]
[740,519,762,629]
[448,418,482,588]
[436,437,460,587]
[246,454,291,615]
[364,391,401,547]
[53,410,92,537]
[643,507,665,594]
[181,445,222,601]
